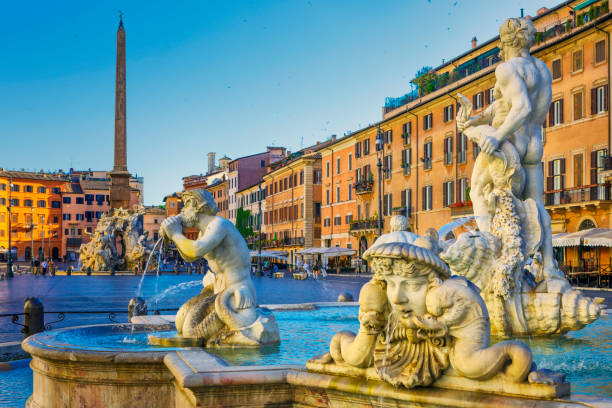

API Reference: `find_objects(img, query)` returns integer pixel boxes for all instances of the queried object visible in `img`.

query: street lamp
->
[257,182,263,276]
[30,207,34,267]
[6,176,13,278]
[375,125,384,237]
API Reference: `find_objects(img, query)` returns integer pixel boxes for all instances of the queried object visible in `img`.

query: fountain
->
[19,17,611,408]
[78,206,155,273]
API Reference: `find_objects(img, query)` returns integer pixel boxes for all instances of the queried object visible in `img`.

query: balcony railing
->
[544,184,611,206]
[349,219,384,232]
[262,237,305,248]
[355,180,374,195]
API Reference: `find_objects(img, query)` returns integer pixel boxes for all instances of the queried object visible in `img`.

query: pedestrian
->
[42,259,48,275]
[273,263,278,276]
[49,259,55,276]
[313,262,320,280]
[304,261,311,278]
[12,263,18,276]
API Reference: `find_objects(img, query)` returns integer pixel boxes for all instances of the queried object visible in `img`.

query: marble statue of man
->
[160,189,258,333]
[457,17,563,282]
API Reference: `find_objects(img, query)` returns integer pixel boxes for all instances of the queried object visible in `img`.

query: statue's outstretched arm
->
[491,64,531,142]
[172,219,225,262]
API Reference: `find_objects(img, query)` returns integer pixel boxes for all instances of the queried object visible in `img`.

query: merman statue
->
[160,189,279,347]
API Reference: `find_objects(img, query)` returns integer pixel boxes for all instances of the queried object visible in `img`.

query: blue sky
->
[1,0,561,205]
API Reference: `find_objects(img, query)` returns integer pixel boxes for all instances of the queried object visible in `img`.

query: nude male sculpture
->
[457,17,562,283]
[160,189,279,346]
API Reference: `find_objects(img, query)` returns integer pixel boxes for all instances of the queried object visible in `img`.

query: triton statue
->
[160,189,279,347]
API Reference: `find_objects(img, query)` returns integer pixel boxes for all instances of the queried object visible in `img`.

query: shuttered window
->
[402,148,412,175]
[552,59,562,80]
[595,40,606,64]
[549,99,564,126]
[444,137,453,165]
[573,91,583,120]
[572,49,583,72]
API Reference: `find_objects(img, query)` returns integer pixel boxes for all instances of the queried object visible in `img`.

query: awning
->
[249,250,287,257]
[575,0,599,11]
[552,228,612,247]
[296,247,356,257]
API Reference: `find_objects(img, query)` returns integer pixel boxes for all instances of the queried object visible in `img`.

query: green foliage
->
[466,187,471,202]
[235,207,254,239]
[565,20,571,32]
[411,66,437,97]
[603,2,609,13]
[536,32,542,45]
[589,5,596,21]
[577,13,584,26]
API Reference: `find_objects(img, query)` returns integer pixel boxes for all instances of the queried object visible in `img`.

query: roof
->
[144,206,165,215]
[80,179,109,191]
[267,139,334,173]
[236,179,264,194]
[0,170,67,182]
[163,192,181,202]
[62,183,84,194]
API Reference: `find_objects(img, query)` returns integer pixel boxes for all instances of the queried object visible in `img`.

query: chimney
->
[537,7,549,16]
[207,152,216,174]
[331,134,337,141]
[471,36,478,49]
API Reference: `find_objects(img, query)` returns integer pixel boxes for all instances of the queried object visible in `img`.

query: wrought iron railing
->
[349,219,384,232]
[544,183,611,206]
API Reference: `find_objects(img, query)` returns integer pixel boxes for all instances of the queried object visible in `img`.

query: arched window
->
[578,219,596,231]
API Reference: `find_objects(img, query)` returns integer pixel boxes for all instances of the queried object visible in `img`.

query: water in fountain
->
[148,280,202,305]
[437,216,476,240]
[136,237,163,298]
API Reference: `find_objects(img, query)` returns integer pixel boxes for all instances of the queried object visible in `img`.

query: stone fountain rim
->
[21,323,181,364]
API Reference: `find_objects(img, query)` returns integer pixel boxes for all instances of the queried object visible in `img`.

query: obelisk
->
[109,16,132,210]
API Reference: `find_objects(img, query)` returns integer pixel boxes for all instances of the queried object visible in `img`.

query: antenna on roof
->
[300,136,304,148]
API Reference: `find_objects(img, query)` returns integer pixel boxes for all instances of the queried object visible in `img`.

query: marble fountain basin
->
[20,307,612,408]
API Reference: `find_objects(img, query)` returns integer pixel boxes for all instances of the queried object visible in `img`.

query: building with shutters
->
[262,140,330,266]
[316,0,612,266]
[0,170,67,262]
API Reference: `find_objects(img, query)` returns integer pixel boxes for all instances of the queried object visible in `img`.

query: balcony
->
[355,180,374,195]
[449,201,474,218]
[349,219,384,233]
[262,237,305,248]
[545,184,611,210]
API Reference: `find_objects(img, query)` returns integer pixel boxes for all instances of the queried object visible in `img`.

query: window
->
[0,198,4,206]
[38,200,46,208]
[458,133,468,163]
[402,122,412,144]
[402,148,412,175]
[458,178,469,202]
[345,214,353,224]
[473,141,481,159]
[39,214,44,223]
[363,138,370,155]
[573,91,584,120]
[0,184,5,191]
[336,157,341,174]
[592,85,609,114]
[336,186,341,202]
[11,185,19,192]
[384,155,392,179]
[24,185,33,193]
[76,214,84,221]
[348,154,352,171]
[300,170,304,185]
[444,137,453,165]
[37,186,46,194]
[473,92,483,109]
[348,184,353,200]
[484,88,495,105]
[63,214,71,221]
[422,186,433,211]
[443,105,454,122]
[334,215,341,226]
[546,158,565,193]
[76,197,84,204]
[384,130,392,144]
[324,218,330,227]
[95,194,105,203]
[10,199,19,207]
[52,187,61,194]
[443,180,455,207]
[574,153,584,187]
[424,141,432,170]
[383,193,392,216]
[12,214,18,223]
[572,49,583,72]
[401,188,413,218]
[63,197,71,204]
[355,142,362,158]
[549,99,563,126]
[423,113,433,130]
[595,40,607,64]
[261,160,265,168]
[51,201,60,208]
[552,59,562,80]
[326,190,330,205]
[53,216,58,224]
[24,199,33,207]
[314,170,322,184]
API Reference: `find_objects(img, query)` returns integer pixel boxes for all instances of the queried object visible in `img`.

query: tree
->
[411,66,438,97]
[235,207,254,239]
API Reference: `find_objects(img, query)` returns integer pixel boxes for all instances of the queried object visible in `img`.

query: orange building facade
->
[320,0,612,269]
[0,170,66,261]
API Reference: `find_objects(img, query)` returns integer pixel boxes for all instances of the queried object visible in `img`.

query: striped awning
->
[552,228,612,247]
